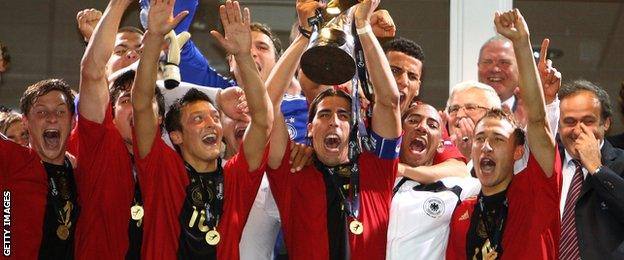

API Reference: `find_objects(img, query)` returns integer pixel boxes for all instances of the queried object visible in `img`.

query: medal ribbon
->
[45,157,78,236]
[477,192,508,255]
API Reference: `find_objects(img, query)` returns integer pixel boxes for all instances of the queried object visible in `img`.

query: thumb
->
[210,30,227,47]
[172,11,189,28]
[177,31,191,47]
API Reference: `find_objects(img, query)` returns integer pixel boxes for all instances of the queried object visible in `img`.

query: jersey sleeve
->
[223,142,270,215]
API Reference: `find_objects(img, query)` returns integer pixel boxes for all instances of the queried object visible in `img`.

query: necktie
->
[559,160,583,260]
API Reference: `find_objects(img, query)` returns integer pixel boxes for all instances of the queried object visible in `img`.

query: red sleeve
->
[217,143,270,260]
[1,139,48,259]
[222,143,269,216]
[265,140,295,227]
[72,105,134,259]
[133,130,188,260]
[518,147,562,228]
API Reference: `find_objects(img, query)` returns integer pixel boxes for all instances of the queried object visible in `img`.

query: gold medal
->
[205,229,221,245]
[56,224,70,240]
[131,205,144,220]
[349,220,363,235]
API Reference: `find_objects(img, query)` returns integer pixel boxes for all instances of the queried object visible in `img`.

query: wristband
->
[356,24,372,35]
[298,26,312,39]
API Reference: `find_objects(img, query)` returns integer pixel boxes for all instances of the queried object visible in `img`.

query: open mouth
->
[487,76,503,83]
[202,133,218,146]
[479,157,496,173]
[409,138,426,154]
[324,134,341,152]
[43,129,61,148]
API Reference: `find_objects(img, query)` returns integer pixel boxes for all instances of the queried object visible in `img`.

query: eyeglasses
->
[447,104,489,115]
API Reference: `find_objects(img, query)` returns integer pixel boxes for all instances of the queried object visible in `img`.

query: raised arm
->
[264,0,321,169]
[76,8,103,43]
[495,9,555,176]
[132,0,188,158]
[79,0,131,123]
[210,1,273,171]
[354,0,401,139]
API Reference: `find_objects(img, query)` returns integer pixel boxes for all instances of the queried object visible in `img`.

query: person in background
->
[557,79,624,259]
[0,111,28,146]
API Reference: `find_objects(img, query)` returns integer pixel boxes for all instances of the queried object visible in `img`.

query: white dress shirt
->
[559,141,603,216]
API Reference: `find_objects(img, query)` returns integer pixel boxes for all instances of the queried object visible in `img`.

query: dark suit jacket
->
[558,140,624,259]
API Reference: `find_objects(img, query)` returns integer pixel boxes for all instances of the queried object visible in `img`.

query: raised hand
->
[296,0,325,31]
[147,0,188,36]
[575,123,602,173]
[371,9,396,38]
[76,8,102,42]
[537,38,562,104]
[451,117,475,158]
[210,1,251,57]
[494,8,529,42]
[354,0,380,27]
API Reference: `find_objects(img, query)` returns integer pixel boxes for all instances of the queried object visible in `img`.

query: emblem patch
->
[423,197,445,218]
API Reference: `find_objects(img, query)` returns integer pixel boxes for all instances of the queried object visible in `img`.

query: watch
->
[593,166,603,175]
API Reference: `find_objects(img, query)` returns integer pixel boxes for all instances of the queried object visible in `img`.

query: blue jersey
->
[281,94,308,144]
[140,0,236,89]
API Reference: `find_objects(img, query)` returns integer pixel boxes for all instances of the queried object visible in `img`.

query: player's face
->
[228,31,277,82]
[472,117,523,195]
[400,104,442,167]
[112,86,161,151]
[23,90,74,165]
[106,32,143,77]
[387,51,422,113]
[308,96,351,166]
[176,101,224,163]
[113,89,134,147]
[221,111,250,156]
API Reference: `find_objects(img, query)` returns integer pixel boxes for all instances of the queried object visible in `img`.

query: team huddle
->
[1,0,623,259]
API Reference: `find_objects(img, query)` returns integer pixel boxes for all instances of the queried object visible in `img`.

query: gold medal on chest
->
[349,219,363,235]
[205,228,221,245]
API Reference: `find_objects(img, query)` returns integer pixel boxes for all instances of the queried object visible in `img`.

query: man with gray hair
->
[446,80,501,159]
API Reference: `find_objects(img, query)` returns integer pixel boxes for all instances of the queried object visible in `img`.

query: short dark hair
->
[475,108,525,146]
[382,37,425,63]
[558,79,612,121]
[109,70,165,121]
[165,88,215,133]
[118,26,144,36]
[307,88,352,123]
[20,79,75,116]
[250,22,283,60]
